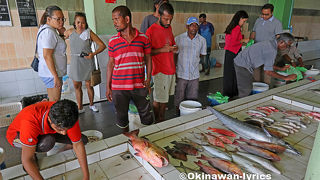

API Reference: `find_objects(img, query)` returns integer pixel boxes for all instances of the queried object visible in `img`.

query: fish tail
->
[233,140,239,146]
[197,154,208,160]
[170,140,177,145]
[123,129,139,138]
[194,160,203,166]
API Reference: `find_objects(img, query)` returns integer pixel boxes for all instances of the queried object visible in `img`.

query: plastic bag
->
[129,104,138,114]
[281,65,307,81]
[246,39,254,48]
[207,92,229,106]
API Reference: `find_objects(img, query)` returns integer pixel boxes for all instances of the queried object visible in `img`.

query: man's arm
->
[151,44,176,56]
[249,31,256,41]
[265,70,297,81]
[21,146,43,180]
[73,141,89,180]
[106,56,114,102]
[144,54,152,93]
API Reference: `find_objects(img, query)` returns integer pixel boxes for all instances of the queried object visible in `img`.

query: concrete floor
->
[0,76,223,168]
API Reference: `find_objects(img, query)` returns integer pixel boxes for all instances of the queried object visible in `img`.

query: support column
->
[83,0,126,35]
[269,0,295,30]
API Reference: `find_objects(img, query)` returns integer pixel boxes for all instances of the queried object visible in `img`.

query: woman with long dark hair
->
[223,10,249,98]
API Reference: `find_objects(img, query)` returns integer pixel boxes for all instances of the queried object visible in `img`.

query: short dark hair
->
[40,5,62,25]
[199,13,206,18]
[112,5,132,23]
[48,99,79,129]
[262,3,274,12]
[153,0,169,12]
[159,3,174,16]
[73,12,89,29]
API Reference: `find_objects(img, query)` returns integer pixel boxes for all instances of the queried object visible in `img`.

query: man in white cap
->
[174,17,207,115]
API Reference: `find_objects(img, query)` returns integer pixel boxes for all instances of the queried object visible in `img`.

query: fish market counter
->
[1,76,320,180]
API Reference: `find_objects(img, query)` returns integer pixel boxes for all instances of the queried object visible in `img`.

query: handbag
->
[31,27,47,72]
[91,57,101,87]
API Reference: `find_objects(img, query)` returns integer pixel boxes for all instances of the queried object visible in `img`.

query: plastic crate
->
[0,102,22,128]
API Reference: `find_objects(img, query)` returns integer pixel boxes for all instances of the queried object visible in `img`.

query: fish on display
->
[164,146,187,161]
[198,154,243,176]
[202,145,232,161]
[233,141,281,161]
[207,106,302,156]
[201,133,225,148]
[237,137,286,153]
[171,141,198,156]
[207,127,237,137]
[247,110,267,117]
[265,127,289,138]
[194,160,224,176]
[124,130,169,167]
[237,152,281,174]
[207,132,233,144]
[305,111,320,121]
[231,154,265,175]
[180,137,205,152]
[267,125,291,133]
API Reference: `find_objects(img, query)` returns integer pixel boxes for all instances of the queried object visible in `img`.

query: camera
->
[80,52,89,57]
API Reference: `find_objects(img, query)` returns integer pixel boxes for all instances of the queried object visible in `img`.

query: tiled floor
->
[0,69,224,168]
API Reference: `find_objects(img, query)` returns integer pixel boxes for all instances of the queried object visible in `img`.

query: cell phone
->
[80,52,89,57]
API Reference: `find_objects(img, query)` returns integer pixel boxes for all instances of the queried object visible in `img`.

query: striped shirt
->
[108,28,151,90]
[175,32,207,80]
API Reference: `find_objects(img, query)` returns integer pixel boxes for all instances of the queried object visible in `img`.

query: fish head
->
[148,153,169,167]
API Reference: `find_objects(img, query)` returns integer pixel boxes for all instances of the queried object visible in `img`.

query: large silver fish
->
[207,107,302,156]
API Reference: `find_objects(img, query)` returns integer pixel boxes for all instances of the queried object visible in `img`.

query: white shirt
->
[37,24,67,77]
[175,32,207,80]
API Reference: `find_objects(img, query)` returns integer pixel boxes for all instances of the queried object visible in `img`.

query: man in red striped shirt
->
[106,6,153,132]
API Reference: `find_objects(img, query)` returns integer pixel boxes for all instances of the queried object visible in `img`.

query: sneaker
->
[79,108,85,114]
[89,105,99,112]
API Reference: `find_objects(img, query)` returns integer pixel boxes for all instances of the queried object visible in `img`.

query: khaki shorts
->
[153,73,176,103]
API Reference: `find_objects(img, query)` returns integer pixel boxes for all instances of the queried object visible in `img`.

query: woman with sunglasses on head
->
[64,12,106,113]
[223,10,249,99]
[37,5,67,101]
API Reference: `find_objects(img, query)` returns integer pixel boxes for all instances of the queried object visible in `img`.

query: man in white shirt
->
[174,17,207,115]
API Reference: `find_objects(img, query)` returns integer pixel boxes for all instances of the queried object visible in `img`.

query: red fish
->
[197,154,243,176]
[202,133,225,148]
[207,132,233,144]
[237,137,286,153]
[257,107,273,113]
[124,130,169,167]
[233,140,281,161]
[207,127,236,137]
[194,160,224,177]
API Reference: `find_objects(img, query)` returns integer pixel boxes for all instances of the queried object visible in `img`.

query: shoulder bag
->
[31,27,47,72]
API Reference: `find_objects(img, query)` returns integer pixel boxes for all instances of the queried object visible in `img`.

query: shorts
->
[152,73,176,103]
[40,77,62,88]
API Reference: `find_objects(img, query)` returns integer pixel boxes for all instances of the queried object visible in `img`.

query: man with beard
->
[174,17,207,115]
[106,6,154,132]
[146,3,178,123]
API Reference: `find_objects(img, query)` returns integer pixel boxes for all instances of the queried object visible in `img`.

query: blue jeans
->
[201,47,211,70]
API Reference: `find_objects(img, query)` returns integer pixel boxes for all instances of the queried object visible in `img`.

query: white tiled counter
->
[2,76,320,180]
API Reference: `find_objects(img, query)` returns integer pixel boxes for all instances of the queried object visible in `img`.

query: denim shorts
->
[40,77,62,88]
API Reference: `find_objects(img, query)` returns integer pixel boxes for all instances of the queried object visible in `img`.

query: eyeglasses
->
[261,13,271,16]
[51,17,66,22]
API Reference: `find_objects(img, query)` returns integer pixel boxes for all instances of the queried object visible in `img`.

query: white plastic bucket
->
[0,147,5,170]
[252,82,269,94]
[305,68,320,77]
[179,100,202,116]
